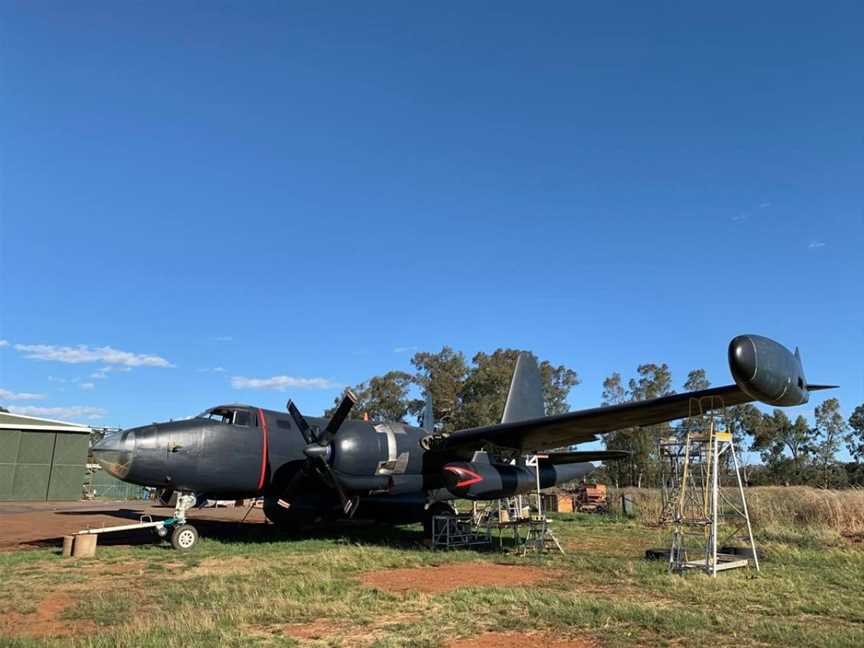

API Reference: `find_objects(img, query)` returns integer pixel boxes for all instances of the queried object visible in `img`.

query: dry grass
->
[610,486,864,534]
[1,513,862,647]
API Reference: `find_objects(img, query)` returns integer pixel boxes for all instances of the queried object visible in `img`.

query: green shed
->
[0,411,92,501]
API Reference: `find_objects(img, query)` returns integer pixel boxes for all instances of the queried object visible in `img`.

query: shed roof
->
[0,411,92,433]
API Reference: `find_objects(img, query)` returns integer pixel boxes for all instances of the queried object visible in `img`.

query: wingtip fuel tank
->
[728,334,810,406]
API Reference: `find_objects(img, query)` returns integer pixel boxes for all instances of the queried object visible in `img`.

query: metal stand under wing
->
[666,397,760,576]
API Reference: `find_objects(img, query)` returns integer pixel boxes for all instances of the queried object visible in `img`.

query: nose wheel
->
[170,524,199,550]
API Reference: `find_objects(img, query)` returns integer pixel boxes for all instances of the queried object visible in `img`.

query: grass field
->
[610,487,864,535]
[0,512,862,648]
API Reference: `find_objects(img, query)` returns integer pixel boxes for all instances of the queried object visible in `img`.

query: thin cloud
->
[393,346,418,353]
[0,340,8,347]
[808,241,826,249]
[732,201,770,222]
[79,382,96,391]
[231,375,340,391]
[91,366,133,379]
[210,336,233,342]
[7,405,106,421]
[50,376,81,384]
[15,344,173,367]
[0,388,46,401]
[197,367,227,373]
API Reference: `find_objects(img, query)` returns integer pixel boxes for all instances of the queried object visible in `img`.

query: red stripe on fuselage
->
[257,408,269,491]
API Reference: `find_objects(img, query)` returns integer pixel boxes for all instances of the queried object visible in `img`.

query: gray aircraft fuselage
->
[94,411,592,527]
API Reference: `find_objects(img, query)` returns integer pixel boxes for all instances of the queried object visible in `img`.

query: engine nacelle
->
[441,461,594,500]
[728,335,809,406]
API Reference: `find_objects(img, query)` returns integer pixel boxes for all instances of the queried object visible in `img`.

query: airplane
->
[91,334,834,549]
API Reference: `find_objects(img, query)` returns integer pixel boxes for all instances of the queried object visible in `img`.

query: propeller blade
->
[275,464,308,511]
[287,400,316,445]
[307,455,357,517]
[321,390,357,444]
[284,394,359,518]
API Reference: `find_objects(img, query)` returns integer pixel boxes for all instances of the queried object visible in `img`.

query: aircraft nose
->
[91,428,137,479]
[729,335,758,382]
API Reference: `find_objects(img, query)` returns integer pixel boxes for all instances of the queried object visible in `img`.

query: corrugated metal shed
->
[0,411,92,501]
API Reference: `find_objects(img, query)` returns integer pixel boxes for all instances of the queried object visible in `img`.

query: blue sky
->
[1,3,862,458]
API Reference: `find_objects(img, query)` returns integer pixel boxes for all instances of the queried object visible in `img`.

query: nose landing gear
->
[72,491,202,552]
[162,492,199,550]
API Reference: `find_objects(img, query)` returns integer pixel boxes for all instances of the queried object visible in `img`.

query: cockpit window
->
[198,410,232,423]
[197,407,252,426]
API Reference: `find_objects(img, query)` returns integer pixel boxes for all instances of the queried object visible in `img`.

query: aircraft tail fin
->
[421,392,434,432]
[501,352,545,424]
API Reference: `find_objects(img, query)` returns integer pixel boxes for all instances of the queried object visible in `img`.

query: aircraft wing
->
[541,450,631,463]
[433,384,835,456]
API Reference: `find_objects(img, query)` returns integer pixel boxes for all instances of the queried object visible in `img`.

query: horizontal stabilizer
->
[807,384,838,392]
[541,450,630,464]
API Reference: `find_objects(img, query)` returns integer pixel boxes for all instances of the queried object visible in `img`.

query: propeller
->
[285,390,359,517]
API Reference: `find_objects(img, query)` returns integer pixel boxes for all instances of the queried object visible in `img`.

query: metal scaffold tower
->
[666,397,760,576]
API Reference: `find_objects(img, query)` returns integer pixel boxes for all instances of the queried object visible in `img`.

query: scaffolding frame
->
[431,514,491,549]
[667,396,760,576]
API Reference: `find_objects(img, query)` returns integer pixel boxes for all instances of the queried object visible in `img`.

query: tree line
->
[325,347,579,431]
[328,348,864,488]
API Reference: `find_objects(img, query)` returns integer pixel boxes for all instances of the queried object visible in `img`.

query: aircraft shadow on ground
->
[28,509,441,551]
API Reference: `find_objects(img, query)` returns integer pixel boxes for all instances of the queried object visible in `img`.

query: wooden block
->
[62,535,75,558]
[72,534,97,558]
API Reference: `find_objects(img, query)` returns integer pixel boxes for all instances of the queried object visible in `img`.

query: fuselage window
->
[233,410,251,427]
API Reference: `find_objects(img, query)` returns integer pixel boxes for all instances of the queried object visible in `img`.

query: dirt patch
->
[282,618,348,640]
[360,562,559,594]
[253,614,422,647]
[0,501,268,551]
[0,593,95,638]
[247,619,373,647]
[448,631,598,648]
[178,556,261,578]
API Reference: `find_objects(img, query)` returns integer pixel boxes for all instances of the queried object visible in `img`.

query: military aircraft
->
[92,334,833,549]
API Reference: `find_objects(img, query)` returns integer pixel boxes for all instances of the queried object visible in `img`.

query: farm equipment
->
[574,483,608,513]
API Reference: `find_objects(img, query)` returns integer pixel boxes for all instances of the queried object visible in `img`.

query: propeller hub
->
[303,443,331,462]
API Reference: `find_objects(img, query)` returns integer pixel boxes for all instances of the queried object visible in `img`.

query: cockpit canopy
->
[197,405,255,427]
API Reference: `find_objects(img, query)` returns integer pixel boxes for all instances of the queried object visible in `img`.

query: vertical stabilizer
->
[501,352,545,423]
[421,392,434,432]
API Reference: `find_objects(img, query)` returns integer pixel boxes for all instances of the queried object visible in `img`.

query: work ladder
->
[666,397,760,576]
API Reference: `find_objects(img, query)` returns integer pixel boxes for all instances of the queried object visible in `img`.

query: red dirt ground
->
[0,593,97,639]
[0,501,268,550]
[448,632,598,648]
[360,562,560,593]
